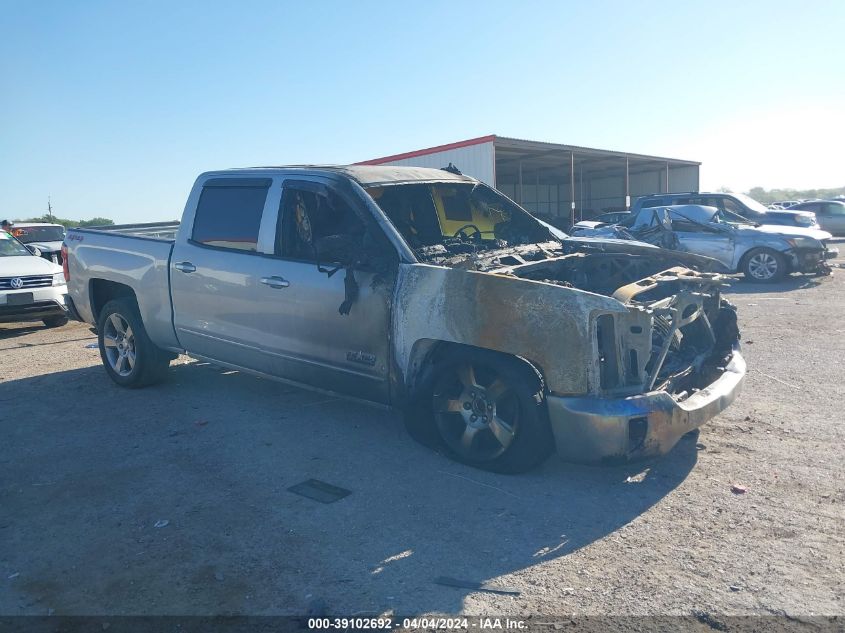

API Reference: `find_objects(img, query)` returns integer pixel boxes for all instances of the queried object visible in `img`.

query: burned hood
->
[562,236,728,272]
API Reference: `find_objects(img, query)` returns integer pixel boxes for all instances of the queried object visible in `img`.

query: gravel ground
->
[1,245,843,618]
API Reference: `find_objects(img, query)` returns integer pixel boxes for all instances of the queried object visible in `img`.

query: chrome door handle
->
[174,261,196,273]
[260,276,290,289]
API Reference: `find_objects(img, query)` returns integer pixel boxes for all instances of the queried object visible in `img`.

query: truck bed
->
[65,222,181,349]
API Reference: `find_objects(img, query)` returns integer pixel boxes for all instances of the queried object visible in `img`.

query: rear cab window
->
[191,178,271,252]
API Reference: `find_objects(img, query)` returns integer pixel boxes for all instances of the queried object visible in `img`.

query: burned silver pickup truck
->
[65,165,745,473]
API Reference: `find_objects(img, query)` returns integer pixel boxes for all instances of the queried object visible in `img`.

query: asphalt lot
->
[1,244,843,618]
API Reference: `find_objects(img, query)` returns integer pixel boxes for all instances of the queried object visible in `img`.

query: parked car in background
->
[786,200,845,236]
[571,210,632,234]
[11,222,67,264]
[64,165,745,472]
[771,200,801,209]
[578,204,836,282]
[633,192,818,228]
[0,231,70,327]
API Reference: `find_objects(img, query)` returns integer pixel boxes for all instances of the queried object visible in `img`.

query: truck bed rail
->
[74,221,180,241]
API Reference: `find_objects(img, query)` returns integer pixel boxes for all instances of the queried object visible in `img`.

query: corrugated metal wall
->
[668,165,699,192]
[587,165,701,212]
[377,142,496,185]
[497,183,563,217]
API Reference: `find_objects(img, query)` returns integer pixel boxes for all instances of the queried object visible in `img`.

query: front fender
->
[392,263,627,395]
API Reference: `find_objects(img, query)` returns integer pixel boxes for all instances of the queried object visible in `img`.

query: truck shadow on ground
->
[1,361,698,616]
[0,322,51,340]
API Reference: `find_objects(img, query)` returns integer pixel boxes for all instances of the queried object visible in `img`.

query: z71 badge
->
[346,351,376,367]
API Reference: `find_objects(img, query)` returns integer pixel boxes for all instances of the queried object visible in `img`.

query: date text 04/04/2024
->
[307,618,527,630]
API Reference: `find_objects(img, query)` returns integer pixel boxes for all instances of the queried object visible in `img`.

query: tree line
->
[14,214,115,228]
[744,186,845,204]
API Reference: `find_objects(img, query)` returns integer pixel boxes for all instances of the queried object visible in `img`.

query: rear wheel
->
[42,315,68,328]
[97,298,171,388]
[742,248,786,282]
[406,349,554,473]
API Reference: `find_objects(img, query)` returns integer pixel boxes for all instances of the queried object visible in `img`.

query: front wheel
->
[406,349,554,473]
[742,248,786,283]
[97,298,171,388]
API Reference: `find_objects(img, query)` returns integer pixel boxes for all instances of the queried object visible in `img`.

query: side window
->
[722,198,750,216]
[192,178,270,252]
[277,183,365,262]
[824,203,845,215]
[368,184,442,247]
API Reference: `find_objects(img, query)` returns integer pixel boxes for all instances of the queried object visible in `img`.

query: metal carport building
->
[357,135,700,225]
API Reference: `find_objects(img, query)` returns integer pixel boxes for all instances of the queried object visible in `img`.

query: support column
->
[665,161,670,192]
[625,157,630,210]
[570,151,575,226]
[518,160,523,204]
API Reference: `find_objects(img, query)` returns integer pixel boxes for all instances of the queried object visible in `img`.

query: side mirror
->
[314,234,359,265]
[27,245,42,257]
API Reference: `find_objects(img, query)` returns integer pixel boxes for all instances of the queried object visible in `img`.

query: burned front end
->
[393,242,746,464]
[500,250,745,463]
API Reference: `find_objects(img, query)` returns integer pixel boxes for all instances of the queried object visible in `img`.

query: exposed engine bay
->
[373,179,741,401]
[414,241,740,401]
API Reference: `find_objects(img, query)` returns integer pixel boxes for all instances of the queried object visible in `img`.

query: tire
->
[42,315,69,328]
[404,348,554,474]
[742,248,786,283]
[97,298,171,388]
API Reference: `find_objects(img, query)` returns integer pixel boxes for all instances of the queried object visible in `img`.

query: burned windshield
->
[366,182,554,255]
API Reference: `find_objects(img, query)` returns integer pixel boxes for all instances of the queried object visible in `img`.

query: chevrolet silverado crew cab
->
[65,166,745,473]
[0,231,69,327]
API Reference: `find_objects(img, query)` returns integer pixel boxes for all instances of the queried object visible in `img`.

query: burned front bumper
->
[546,345,745,464]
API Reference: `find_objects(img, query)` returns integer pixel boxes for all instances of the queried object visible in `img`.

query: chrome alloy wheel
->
[747,251,780,280]
[432,362,520,462]
[102,313,136,376]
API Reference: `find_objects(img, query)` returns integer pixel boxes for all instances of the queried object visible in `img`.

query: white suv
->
[0,231,69,327]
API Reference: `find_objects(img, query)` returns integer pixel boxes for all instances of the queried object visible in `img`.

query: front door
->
[246,178,393,403]
[671,220,736,270]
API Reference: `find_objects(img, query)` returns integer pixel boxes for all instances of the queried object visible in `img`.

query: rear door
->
[170,176,280,373]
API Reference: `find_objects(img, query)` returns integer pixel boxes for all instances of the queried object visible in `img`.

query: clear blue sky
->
[2,0,843,223]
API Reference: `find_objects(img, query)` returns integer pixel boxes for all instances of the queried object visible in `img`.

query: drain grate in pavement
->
[288,479,351,504]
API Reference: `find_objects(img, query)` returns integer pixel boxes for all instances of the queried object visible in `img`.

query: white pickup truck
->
[65,166,745,473]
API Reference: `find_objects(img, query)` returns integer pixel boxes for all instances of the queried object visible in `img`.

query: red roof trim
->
[355,135,497,165]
